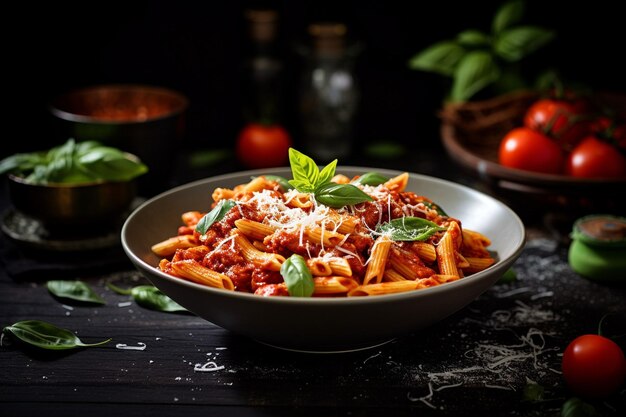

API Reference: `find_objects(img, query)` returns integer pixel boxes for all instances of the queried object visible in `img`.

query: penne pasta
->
[153,165,495,297]
[152,235,198,257]
[313,276,359,295]
[363,236,392,285]
[234,231,285,271]
[235,219,276,241]
[436,221,461,277]
[170,259,234,290]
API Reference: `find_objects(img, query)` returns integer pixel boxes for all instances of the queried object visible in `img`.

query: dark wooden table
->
[1,147,624,417]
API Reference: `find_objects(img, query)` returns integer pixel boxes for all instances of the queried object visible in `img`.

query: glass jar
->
[298,23,360,162]
[242,9,284,124]
[568,214,626,283]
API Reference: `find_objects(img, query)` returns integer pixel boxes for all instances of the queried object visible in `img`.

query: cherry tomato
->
[524,98,589,148]
[236,123,292,169]
[498,127,565,174]
[566,136,626,178]
[562,334,626,398]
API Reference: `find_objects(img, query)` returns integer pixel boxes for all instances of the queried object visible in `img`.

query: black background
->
[5,0,626,160]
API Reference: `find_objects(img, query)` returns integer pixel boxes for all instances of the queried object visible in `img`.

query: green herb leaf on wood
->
[47,280,106,305]
[2,320,111,350]
[107,282,188,313]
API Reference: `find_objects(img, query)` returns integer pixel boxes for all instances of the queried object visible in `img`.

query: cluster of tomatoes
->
[498,94,626,178]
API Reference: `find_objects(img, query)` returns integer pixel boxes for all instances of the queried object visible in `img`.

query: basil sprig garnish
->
[288,148,337,193]
[2,320,111,350]
[280,254,315,297]
[47,280,106,305]
[107,283,187,313]
[195,199,236,234]
[376,217,446,241]
[287,148,373,208]
[352,172,389,186]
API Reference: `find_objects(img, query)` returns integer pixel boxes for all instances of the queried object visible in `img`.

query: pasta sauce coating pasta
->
[152,173,496,297]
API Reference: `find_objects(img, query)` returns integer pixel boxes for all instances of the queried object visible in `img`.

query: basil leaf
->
[456,30,491,47]
[2,320,111,350]
[314,183,373,208]
[130,286,188,313]
[492,0,525,34]
[106,282,133,295]
[262,175,294,191]
[451,50,500,102]
[423,201,448,217]
[195,200,236,234]
[107,283,188,313]
[0,138,148,185]
[494,26,555,62]
[288,179,315,194]
[376,217,446,241]
[280,254,314,297]
[288,148,319,192]
[408,41,465,77]
[352,172,389,186]
[47,280,106,305]
[78,147,148,181]
[317,159,338,186]
[561,397,598,417]
[0,152,46,175]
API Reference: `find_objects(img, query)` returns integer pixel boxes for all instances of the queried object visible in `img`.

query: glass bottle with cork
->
[242,8,284,125]
[298,22,360,162]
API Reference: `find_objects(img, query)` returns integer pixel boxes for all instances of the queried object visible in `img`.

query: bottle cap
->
[571,214,626,248]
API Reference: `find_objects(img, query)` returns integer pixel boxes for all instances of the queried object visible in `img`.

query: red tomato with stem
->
[236,123,292,169]
[562,334,626,398]
[498,127,565,174]
[524,98,590,148]
[566,136,626,178]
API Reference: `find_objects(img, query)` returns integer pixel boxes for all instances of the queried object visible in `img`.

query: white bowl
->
[121,167,525,352]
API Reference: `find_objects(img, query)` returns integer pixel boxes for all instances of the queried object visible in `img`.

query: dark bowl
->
[49,84,188,192]
[7,174,137,230]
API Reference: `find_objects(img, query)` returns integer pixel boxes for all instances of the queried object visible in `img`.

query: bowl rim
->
[121,166,526,306]
[49,83,189,125]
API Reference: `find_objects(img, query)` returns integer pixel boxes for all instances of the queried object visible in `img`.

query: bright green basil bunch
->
[408,0,554,102]
[0,138,148,185]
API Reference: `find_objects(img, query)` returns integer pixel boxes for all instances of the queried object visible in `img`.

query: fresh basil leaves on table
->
[107,283,188,313]
[2,320,110,350]
[47,280,106,305]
